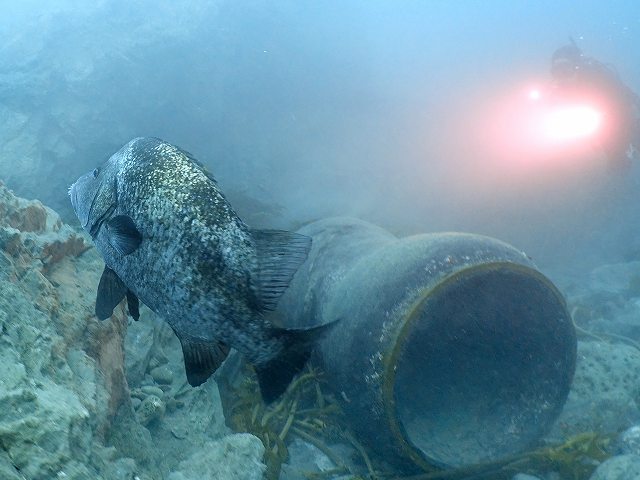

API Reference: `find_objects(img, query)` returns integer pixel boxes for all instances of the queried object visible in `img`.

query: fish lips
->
[69,174,93,229]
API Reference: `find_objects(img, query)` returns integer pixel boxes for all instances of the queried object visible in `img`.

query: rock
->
[130,388,146,400]
[0,449,22,480]
[0,182,89,275]
[167,433,266,480]
[612,425,640,455]
[53,461,95,480]
[280,437,360,480]
[0,184,269,480]
[289,437,336,471]
[0,381,92,479]
[124,313,156,387]
[136,395,166,426]
[107,408,158,477]
[0,184,127,479]
[125,309,184,389]
[567,261,640,341]
[511,474,543,480]
[0,339,27,389]
[85,313,130,423]
[150,365,174,385]
[549,340,640,441]
[0,193,47,232]
[588,262,640,296]
[589,454,640,480]
[101,457,137,480]
[140,385,165,398]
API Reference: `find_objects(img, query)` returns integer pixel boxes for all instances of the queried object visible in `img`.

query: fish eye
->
[92,168,99,178]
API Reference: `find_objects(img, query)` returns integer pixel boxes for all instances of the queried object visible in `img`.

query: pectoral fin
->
[95,266,127,320]
[106,215,142,255]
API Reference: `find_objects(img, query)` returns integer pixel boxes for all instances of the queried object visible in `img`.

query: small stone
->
[148,357,161,370]
[511,474,543,480]
[131,398,142,410]
[589,454,640,480]
[125,321,155,387]
[109,457,137,480]
[150,365,174,385]
[614,425,640,455]
[167,434,265,480]
[140,385,164,398]
[165,398,184,412]
[136,395,165,426]
[130,388,145,400]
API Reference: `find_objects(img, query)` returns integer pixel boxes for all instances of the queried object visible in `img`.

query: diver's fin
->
[250,229,312,311]
[177,335,230,387]
[95,266,127,320]
[255,320,337,403]
[106,215,142,255]
[126,290,140,321]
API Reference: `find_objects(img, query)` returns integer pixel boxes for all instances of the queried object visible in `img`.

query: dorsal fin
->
[183,150,218,184]
[170,140,218,184]
[250,229,311,311]
[140,137,218,184]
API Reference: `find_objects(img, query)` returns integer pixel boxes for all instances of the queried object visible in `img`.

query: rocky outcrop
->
[549,340,640,441]
[0,183,266,479]
[167,434,266,480]
[549,263,640,480]
[588,454,640,480]
[0,182,123,478]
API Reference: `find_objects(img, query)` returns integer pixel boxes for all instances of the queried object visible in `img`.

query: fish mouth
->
[68,183,79,216]
[69,183,90,231]
[69,179,95,231]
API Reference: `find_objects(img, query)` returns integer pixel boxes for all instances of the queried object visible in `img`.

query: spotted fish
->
[69,137,328,401]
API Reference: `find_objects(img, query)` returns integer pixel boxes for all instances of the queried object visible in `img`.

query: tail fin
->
[255,321,337,403]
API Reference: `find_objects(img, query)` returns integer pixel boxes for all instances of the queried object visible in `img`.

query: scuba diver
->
[550,40,640,171]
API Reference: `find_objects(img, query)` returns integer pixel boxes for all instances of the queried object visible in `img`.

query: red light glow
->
[542,105,601,141]
[471,81,608,187]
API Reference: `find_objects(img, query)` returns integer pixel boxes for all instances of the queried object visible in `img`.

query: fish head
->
[69,152,122,236]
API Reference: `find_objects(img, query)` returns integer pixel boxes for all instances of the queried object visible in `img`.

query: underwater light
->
[528,89,541,101]
[543,105,602,141]
[475,82,609,180]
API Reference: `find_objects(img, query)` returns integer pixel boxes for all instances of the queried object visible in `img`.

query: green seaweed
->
[521,432,612,480]
[391,432,613,480]
[221,363,347,480]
